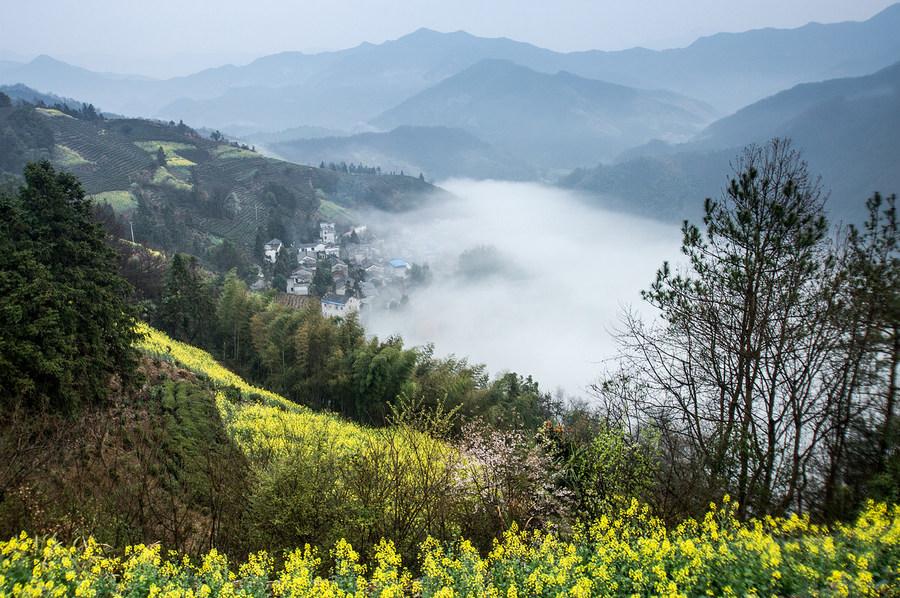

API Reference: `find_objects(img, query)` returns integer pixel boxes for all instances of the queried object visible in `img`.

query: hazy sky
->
[1,0,896,77]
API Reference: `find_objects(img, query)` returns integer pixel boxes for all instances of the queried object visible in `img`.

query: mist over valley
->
[363,179,680,394]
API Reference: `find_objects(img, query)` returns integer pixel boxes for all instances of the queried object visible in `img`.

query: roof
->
[264,238,283,247]
[322,293,352,306]
[290,267,314,279]
[389,259,410,268]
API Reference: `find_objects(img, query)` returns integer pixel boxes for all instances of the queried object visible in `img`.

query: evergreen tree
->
[156,146,167,167]
[0,162,138,412]
[311,257,333,297]
[157,254,215,344]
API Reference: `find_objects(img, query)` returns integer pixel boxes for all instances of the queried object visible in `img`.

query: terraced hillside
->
[0,102,440,260]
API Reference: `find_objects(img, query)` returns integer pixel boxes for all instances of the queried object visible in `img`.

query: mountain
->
[0,100,442,262]
[562,61,900,223]
[371,59,715,171]
[267,125,536,181]
[1,5,898,133]
[0,83,87,108]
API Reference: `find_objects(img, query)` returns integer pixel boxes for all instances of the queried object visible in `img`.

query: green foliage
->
[544,417,659,519]
[158,254,215,345]
[0,162,138,412]
[310,257,334,297]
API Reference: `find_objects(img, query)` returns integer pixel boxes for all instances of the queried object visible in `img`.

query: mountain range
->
[1,4,898,136]
[1,5,898,219]
[563,61,900,222]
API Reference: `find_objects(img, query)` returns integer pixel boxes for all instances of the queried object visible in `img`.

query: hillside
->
[563,61,900,223]
[268,125,537,181]
[1,5,898,133]
[0,83,86,108]
[371,59,715,171]
[0,101,441,259]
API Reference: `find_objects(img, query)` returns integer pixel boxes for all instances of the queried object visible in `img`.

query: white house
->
[324,244,340,257]
[297,254,317,269]
[365,263,385,279]
[321,293,360,318]
[287,267,314,295]
[298,242,326,257]
[389,258,411,279]
[320,222,336,244]
[263,238,283,263]
[331,261,349,278]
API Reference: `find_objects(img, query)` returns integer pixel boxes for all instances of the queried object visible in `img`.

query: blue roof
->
[389,259,410,268]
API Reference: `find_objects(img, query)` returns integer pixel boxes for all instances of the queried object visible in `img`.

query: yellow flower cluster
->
[3,500,897,597]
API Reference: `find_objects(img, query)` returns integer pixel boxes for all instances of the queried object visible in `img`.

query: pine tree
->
[0,162,138,412]
[158,253,214,344]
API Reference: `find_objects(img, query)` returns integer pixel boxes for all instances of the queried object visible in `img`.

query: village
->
[256,221,418,320]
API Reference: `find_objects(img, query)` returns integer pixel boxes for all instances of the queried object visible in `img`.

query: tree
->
[0,162,138,413]
[215,272,262,366]
[0,92,11,108]
[157,254,215,345]
[818,192,899,516]
[310,257,333,297]
[617,139,837,517]
[156,146,167,167]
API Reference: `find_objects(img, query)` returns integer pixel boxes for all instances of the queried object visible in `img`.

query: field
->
[213,144,259,160]
[90,189,137,212]
[318,198,355,223]
[134,140,198,167]
[136,324,395,460]
[34,107,73,118]
[151,165,193,190]
[52,144,92,167]
[2,500,897,596]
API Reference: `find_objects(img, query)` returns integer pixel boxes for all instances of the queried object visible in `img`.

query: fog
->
[363,180,682,396]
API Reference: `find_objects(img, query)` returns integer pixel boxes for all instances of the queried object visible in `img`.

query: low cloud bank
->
[364,179,681,396]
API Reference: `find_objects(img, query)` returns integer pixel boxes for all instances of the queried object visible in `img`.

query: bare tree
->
[615,139,844,516]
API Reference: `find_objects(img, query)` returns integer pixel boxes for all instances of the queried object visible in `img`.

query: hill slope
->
[372,59,715,171]
[0,102,441,259]
[563,61,900,223]
[268,125,536,181]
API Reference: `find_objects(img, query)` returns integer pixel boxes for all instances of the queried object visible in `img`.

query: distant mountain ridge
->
[1,4,898,136]
[562,61,900,223]
[269,125,536,181]
[371,59,715,171]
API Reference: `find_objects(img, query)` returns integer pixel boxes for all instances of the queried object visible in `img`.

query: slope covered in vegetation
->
[0,96,440,263]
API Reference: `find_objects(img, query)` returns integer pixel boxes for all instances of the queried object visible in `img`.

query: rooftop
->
[322,293,352,306]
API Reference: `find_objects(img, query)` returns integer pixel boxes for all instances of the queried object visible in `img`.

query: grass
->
[91,189,138,212]
[35,107,73,118]
[318,199,354,223]
[212,144,257,160]
[151,166,193,191]
[53,144,92,167]
[134,140,198,167]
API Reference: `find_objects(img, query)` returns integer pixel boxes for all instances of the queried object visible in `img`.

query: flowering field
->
[135,324,382,461]
[2,500,897,597]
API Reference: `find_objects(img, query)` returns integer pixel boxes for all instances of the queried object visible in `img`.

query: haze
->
[364,180,681,396]
[1,0,895,77]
